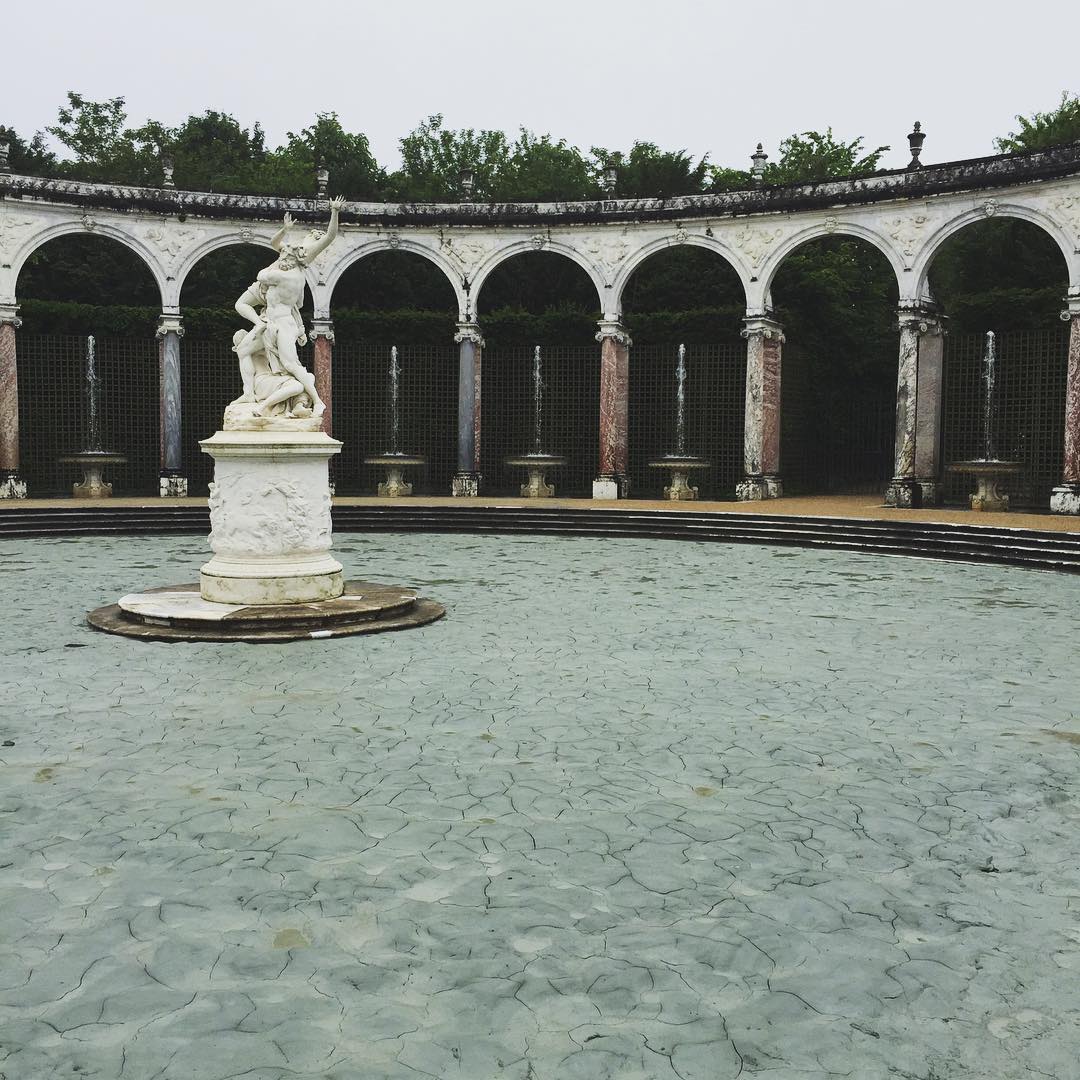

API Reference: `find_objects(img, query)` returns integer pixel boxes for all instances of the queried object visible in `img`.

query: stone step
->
[3,504,1079,574]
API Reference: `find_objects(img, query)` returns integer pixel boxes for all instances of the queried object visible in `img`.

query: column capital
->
[454,321,485,348]
[1061,288,1080,321]
[156,313,184,338]
[896,302,944,334]
[741,314,784,342]
[0,302,21,329]
[595,319,632,347]
[310,317,335,342]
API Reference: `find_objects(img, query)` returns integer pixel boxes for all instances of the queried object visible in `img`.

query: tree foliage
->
[763,129,889,184]
[995,92,1080,153]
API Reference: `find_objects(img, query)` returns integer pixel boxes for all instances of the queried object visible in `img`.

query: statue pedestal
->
[199,430,343,605]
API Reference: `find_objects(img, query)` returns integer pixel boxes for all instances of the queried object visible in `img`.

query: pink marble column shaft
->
[759,333,782,475]
[597,328,630,480]
[0,318,22,474]
[312,326,334,437]
[1062,314,1080,485]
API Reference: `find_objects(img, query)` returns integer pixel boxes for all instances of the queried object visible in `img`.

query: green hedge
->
[17,300,743,347]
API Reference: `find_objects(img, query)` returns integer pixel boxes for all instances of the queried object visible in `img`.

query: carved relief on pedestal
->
[885,213,928,262]
[208,474,332,557]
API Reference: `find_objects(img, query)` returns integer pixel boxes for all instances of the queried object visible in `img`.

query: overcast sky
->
[5,0,1079,173]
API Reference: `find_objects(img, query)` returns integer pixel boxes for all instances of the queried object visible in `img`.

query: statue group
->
[225,197,344,429]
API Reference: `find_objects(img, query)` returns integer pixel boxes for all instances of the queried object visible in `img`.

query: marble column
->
[593,320,631,499]
[452,321,484,496]
[310,319,335,438]
[1051,305,1080,514]
[736,315,783,500]
[157,314,186,496]
[913,312,946,504]
[885,306,941,508]
[0,304,26,498]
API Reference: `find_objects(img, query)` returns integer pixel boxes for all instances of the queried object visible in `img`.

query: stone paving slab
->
[1,533,1078,1079]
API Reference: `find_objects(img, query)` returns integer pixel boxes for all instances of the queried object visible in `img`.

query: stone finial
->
[0,141,10,175]
[602,155,620,197]
[316,163,330,199]
[161,154,175,188]
[907,121,926,170]
[459,168,475,201]
[750,143,768,183]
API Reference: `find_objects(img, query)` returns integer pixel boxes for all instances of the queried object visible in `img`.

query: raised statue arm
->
[270,212,294,253]
[298,197,345,264]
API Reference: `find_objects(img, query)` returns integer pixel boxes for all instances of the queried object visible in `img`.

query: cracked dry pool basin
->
[1,532,1079,1080]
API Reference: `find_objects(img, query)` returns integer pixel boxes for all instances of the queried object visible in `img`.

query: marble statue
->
[225,197,344,430]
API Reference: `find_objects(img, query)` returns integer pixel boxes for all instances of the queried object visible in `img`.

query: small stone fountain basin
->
[58,450,128,499]
[364,453,426,498]
[946,459,1022,512]
[506,453,566,498]
[647,455,711,501]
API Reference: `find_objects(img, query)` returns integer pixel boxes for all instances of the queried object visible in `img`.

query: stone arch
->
[612,235,751,313]
[323,240,466,319]
[471,240,604,314]
[912,204,1075,299]
[759,222,906,307]
[11,221,168,306]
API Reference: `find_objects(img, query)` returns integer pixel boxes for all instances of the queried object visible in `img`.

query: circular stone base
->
[87,581,445,643]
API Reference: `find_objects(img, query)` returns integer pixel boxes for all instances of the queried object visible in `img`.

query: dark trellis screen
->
[480,345,599,497]
[628,343,745,499]
[18,334,159,496]
[179,337,260,495]
[942,326,1068,508]
[333,341,457,495]
[780,341,897,495]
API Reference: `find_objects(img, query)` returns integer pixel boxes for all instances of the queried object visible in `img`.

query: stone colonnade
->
[2,297,1079,504]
